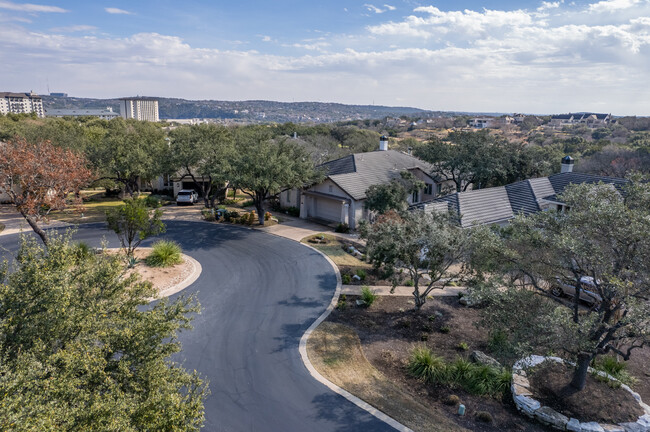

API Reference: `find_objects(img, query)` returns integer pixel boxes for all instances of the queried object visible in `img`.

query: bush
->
[241,199,254,208]
[145,240,183,267]
[593,356,636,385]
[335,223,350,233]
[264,212,272,221]
[405,279,414,287]
[201,209,216,221]
[408,347,448,383]
[224,211,240,222]
[443,394,460,406]
[457,342,469,351]
[74,242,93,261]
[360,285,378,306]
[285,206,300,217]
[341,274,351,284]
[143,195,162,208]
[356,269,367,281]
[440,326,450,334]
[476,411,493,423]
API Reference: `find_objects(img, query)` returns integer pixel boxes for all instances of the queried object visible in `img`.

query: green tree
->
[364,171,424,214]
[231,129,321,225]
[468,177,650,391]
[415,131,507,192]
[106,198,165,257]
[0,234,207,431]
[360,210,468,309]
[88,118,167,195]
[168,124,235,207]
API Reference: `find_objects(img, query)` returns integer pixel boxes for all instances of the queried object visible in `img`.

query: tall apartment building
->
[119,97,159,122]
[0,91,45,117]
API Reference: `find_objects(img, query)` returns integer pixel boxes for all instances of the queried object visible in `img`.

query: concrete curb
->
[297,242,413,432]
[156,253,203,299]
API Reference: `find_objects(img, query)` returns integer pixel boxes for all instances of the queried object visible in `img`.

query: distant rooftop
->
[119,96,159,101]
[0,92,42,99]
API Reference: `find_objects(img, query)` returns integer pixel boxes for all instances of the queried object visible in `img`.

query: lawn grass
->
[49,195,124,224]
[301,234,371,269]
[307,322,466,432]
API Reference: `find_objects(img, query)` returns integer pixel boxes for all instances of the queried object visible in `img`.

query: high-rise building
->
[0,91,45,117]
[119,97,159,122]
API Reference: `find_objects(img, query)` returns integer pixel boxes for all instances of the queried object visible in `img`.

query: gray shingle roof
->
[417,172,627,227]
[319,150,434,201]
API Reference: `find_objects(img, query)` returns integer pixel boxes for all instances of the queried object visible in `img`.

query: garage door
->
[314,198,342,223]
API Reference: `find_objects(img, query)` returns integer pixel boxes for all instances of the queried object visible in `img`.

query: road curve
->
[0,221,396,432]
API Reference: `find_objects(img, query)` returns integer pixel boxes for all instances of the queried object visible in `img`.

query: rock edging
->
[511,355,650,432]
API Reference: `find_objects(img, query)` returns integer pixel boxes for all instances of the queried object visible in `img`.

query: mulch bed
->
[529,361,644,424]
[327,296,549,432]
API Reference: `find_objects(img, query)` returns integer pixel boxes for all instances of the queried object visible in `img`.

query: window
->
[412,190,420,203]
[424,183,433,195]
[286,190,291,203]
[328,185,333,193]
[437,183,442,195]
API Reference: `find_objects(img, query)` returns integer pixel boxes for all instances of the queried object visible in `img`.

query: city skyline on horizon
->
[1,0,649,116]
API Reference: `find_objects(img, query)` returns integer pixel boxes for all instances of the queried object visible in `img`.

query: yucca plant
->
[145,240,183,267]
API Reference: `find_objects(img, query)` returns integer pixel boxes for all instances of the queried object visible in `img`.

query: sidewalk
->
[258,214,361,243]
[341,284,465,297]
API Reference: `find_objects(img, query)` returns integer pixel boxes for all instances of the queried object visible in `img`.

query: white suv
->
[176,189,199,205]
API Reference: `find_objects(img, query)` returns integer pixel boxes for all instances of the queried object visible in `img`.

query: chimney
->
[379,135,389,151]
[561,155,574,173]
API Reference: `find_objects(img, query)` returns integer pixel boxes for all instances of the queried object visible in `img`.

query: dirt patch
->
[327,296,550,432]
[109,248,195,297]
[307,321,467,432]
[528,361,644,424]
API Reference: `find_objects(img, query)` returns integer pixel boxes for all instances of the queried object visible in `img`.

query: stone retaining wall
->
[511,355,650,432]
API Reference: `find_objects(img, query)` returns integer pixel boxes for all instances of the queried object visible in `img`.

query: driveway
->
[0,221,396,432]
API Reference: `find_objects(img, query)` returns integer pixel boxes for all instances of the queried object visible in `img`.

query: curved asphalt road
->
[0,221,396,432]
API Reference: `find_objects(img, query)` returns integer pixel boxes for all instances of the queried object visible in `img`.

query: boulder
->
[470,350,502,368]
[621,423,648,432]
[513,394,540,416]
[638,415,650,428]
[352,274,361,281]
[580,422,605,432]
[567,418,581,431]
[601,425,626,432]
[534,406,569,430]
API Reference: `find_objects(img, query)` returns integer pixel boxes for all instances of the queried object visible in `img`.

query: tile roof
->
[416,172,627,228]
[319,150,434,201]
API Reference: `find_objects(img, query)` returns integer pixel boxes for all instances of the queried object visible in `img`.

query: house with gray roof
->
[280,137,451,229]
[414,158,627,227]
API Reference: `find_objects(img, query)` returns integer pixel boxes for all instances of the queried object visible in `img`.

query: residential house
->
[469,117,495,128]
[46,108,120,120]
[280,137,451,229]
[414,156,627,227]
[550,113,612,129]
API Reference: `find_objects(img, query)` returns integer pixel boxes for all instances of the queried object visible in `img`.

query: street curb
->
[156,253,203,299]
[297,242,413,432]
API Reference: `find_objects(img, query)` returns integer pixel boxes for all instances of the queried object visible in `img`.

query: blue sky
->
[1,0,649,114]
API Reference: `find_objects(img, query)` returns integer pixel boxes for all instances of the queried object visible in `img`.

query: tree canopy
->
[364,171,424,214]
[468,177,650,391]
[0,234,208,430]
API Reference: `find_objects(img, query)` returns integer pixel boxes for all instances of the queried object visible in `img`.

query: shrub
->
[428,315,437,322]
[487,329,514,358]
[360,285,378,306]
[405,279,414,287]
[476,411,493,423]
[201,209,216,221]
[335,223,350,233]
[464,365,512,396]
[448,357,473,383]
[264,212,271,221]
[143,195,162,208]
[408,347,448,383]
[420,333,429,341]
[285,206,300,217]
[356,269,367,281]
[440,326,450,334]
[341,274,351,284]
[74,242,93,261]
[592,356,636,385]
[145,240,183,267]
[247,212,256,225]
[443,394,460,406]
[457,342,469,351]
[241,199,254,208]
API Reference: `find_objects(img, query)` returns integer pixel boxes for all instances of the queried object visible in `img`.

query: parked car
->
[550,276,602,306]
[176,189,198,205]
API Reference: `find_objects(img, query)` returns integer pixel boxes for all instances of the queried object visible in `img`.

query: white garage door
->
[315,198,342,223]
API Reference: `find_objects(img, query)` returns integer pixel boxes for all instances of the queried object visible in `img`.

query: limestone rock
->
[620,423,647,432]
[601,425,626,432]
[534,406,568,430]
[580,422,605,432]
[470,351,502,368]
[513,394,540,416]
[567,418,581,431]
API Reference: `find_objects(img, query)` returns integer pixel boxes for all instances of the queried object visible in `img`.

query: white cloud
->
[588,0,641,12]
[537,1,562,11]
[364,4,394,14]
[1,2,649,115]
[50,25,97,33]
[384,4,396,11]
[104,7,133,15]
[0,1,66,13]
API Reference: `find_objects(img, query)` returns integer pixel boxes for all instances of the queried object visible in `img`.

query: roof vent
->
[561,155,574,173]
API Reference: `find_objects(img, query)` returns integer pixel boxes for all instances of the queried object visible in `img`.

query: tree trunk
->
[570,352,592,391]
[255,200,265,226]
[21,212,48,246]
[413,279,425,309]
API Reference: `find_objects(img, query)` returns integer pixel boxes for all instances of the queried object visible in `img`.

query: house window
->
[412,190,420,203]
[328,185,333,193]
[286,190,291,203]
[437,184,442,195]
[424,183,433,195]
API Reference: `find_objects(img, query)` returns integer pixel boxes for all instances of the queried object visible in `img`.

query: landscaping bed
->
[528,360,643,424]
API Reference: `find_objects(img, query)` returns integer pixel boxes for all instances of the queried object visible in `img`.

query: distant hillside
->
[41,96,443,123]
